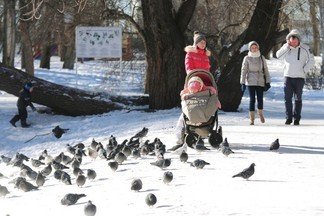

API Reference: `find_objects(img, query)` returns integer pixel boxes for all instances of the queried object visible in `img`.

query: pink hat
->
[188,76,204,93]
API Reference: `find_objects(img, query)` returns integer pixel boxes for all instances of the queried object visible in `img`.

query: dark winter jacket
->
[17,89,35,110]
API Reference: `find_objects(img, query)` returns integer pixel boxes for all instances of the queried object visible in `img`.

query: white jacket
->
[276,43,315,79]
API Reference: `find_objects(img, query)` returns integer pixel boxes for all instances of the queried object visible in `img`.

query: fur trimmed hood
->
[184,45,211,56]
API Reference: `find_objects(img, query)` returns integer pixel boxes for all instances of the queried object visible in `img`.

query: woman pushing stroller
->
[174,31,222,147]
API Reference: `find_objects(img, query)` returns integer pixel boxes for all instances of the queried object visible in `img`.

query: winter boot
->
[21,119,31,128]
[9,115,20,127]
[249,111,255,125]
[258,109,265,123]
[285,118,293,125]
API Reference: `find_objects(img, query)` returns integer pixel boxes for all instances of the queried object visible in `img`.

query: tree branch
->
[175,0,197,33]
[101,8,144,40]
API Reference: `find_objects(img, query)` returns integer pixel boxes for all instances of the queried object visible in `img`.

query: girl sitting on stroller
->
[180,76,221,109]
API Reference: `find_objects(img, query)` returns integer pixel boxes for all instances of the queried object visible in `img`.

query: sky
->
[1,56,324,216]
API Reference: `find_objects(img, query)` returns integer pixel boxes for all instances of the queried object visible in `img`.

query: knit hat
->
[193,31,206,46]
[248,41,259,51]
[188,76,204,93]
[24,82,33,91]
[286,29,301,41]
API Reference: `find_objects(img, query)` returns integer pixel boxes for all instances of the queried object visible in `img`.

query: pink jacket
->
[185,46,211,73]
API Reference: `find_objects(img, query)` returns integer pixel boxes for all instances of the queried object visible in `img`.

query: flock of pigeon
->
[0,127,281,215]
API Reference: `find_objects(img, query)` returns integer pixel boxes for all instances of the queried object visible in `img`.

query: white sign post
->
[75,26,122,86]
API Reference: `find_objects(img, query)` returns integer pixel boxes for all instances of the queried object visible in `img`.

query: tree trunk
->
[217,0,283,111]
[0,63,148,116]
[19,0,35,75]
[141,0,197,109]
[40,32,52,69]
[309,0,320,56]
[320,0,324,75]
[62,14,76,69]
[2,0,16,67]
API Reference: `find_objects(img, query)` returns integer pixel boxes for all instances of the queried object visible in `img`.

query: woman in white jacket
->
[240,41,271,125]
[276,29,315,125]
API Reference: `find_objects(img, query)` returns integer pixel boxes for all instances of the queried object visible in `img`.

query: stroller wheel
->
[185,133,198,148]
[209,131,223,149]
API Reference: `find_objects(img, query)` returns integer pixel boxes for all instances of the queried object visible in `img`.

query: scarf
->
[248,50,261,58]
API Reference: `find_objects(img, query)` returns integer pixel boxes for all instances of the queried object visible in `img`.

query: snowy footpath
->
[1,58,324,216]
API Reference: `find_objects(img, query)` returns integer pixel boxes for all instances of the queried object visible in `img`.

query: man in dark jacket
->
[9,82,36,128]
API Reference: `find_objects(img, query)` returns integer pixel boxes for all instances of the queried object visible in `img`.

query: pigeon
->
[220,138,229,148]
[61,153,72,165]
[84,200,97,216]
[16,179,38,192]
[73,167,83,177]
[30,158,45,167]
[114,152,127,164]
[97,147,108,160]
[70,157,82,169]
[87,169,97,180]
[219,145,234,157]
[131,148,141,159]
[54,170,63,180]
[270,138,280,150]
[163,171,173,184]
[36,172,45,187]
[0,185,10,197]
[20,168,37,181]
[179,150,188,163]
[0,155,11,165]
[73,142,85,150]
[232,163,256,180]
[130,179,143,192]
[51,161,69,170]
[217,126,223,137]
[108,161,119,172]
[15,153,30,161]
[195,143,210,152]
[150,158,171,169]
[40,164,52,176]
[91,138,100,150]
[190,159,210,169]
[52,125,69,139]
[60,171,72,185]
[145,193,157,206]
[76,174,86,187]
[132,127,148,139]
[61,193,86,206]
[122,145,132,157]
[85,148,98,160]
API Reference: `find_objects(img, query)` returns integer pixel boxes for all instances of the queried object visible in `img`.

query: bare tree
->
[19,0,35,75]
[320,0,324,74]
[309,0,320,56]
[2,0,16,67]
[217,0,286,111]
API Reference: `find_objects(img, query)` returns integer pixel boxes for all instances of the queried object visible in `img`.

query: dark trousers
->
[247,86,264,111]
[284,77,304,120]
[10,107,28,125]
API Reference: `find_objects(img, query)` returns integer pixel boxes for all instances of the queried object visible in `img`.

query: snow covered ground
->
[1,57,324,216]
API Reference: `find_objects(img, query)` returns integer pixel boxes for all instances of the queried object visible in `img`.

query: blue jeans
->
[284,77,304,120]
[247,86,264,111]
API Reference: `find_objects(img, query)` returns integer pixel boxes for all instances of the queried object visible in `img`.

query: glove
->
[264,83,271,92]
[241,84,246,93]
[32,107,36,112]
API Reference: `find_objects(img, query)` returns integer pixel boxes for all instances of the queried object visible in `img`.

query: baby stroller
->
[181,69,223,148]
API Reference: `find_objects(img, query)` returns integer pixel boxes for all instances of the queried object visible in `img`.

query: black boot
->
[21,119,31,128]
[293,119,300,125]
[9,115,20,127]
[285,119,293,125]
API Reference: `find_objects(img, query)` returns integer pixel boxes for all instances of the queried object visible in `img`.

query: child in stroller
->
[180,69,223,148]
